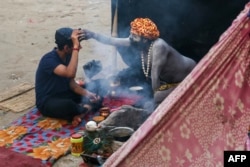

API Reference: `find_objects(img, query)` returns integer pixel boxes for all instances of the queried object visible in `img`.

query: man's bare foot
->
[72,115,82,127]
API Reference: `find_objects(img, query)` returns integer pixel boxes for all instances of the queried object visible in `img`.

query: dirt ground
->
[0,0,125,166]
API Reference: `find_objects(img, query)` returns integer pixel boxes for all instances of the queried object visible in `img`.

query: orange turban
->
[130,18,160,40]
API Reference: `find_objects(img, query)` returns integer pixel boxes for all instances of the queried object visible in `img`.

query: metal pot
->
[109,127,134,142]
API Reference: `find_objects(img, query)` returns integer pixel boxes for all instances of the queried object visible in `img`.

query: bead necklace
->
[141,42,153,78]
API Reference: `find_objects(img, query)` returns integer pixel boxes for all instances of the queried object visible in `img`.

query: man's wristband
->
[73,48,79,51]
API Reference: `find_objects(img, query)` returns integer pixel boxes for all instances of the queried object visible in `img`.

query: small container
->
[100,107,110,118]
[70,133,83,156]
[93,116,105,123]
[85,121,98,131]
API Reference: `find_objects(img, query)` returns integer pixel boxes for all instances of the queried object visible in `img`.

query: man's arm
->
[54,29,81,78]
[69,79,98,100]
[151,41,169,91]
[82,29,130,47]
[54,50,79,78]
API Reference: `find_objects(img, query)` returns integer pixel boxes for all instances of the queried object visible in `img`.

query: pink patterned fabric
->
[104,2,250,167]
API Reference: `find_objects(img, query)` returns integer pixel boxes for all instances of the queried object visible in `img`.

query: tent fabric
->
[104,2,250,167]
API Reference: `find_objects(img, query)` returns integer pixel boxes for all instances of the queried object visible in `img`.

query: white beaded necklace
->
[141,42,153,78]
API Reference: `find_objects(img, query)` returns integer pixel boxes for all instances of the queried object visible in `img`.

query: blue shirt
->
[35,48,71,110]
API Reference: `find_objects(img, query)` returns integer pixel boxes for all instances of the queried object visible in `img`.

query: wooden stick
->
[111,0,118,75]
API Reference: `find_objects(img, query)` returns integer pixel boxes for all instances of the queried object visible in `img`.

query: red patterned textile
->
[0,95,139,166]
[102,95,141,110]
[0,108,90,166]
[104,2,250,167]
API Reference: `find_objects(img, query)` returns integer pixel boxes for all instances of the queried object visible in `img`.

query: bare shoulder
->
[152,38,170,53]
[153,38,167,45]
[153,38,169,48]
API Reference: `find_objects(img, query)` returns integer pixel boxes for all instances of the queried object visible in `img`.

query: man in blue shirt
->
[35,27,98,126]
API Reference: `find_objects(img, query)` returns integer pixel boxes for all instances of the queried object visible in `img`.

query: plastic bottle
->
[70,133,83,156]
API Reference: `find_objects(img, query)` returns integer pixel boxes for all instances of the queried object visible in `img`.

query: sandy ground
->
[0,0,125,166]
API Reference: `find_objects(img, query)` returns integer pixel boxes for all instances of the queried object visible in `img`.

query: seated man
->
[35,27,98,126]
[82,18,196,109]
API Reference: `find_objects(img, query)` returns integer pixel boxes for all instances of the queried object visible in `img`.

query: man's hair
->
[130,18,160,40]
[55,27,73,50]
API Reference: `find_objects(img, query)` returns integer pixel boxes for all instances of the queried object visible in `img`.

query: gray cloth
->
[99,105,150,131]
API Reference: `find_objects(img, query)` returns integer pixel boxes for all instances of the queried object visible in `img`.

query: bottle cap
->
[71,133,82,139]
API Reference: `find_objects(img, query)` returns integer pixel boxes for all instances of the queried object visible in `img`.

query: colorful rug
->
[0,94,141,167]
[0,107,92,166]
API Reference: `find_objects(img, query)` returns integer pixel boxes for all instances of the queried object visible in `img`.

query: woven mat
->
[0,83,35,112]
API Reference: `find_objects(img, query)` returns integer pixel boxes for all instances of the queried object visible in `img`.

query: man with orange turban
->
[82,18,196,111]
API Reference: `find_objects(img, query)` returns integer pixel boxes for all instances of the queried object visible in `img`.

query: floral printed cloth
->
[0,108,89,167]
[104,2,250,167]
[0,94,139,167]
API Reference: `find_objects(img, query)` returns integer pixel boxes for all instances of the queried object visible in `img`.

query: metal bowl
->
[129,86,144,95]
[129,86,143,91]
[109,127,134,142]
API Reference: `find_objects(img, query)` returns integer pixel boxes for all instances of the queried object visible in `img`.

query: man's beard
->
[129,38,144,49]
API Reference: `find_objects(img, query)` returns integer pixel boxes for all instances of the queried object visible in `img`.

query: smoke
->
[83,0,249,112]
[116,0,248,61]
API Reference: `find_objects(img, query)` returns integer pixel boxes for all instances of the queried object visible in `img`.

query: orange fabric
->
[0,126,28,146]
[104,2,250,167]
[130,18,160,40]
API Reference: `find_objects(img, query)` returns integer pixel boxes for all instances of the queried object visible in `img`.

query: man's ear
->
[64,45,71,52]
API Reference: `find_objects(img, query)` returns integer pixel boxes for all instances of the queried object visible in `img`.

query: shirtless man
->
[82,18,196,108]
